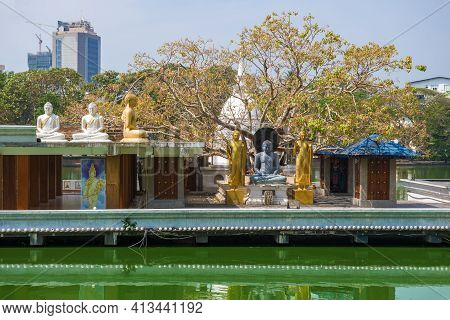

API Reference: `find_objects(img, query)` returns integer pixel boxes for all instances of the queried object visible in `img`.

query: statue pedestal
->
[70,139,112,143]
[40,138,67,143]
[293,188,313,205]
[247,184,289,206]
[201,165,229,193]
[226,187,247,205]
[120,138,149,143]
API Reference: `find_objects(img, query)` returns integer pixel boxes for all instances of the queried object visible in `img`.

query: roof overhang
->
[0,141,205,157]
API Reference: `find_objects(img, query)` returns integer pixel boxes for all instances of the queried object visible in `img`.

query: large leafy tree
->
[61,70,155,129]
[415,88,450,161]
[0,68,84,124]
[132,12,426,156]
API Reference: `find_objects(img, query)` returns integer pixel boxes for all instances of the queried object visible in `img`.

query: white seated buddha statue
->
[36,102,66,142]
[72,102,111,142]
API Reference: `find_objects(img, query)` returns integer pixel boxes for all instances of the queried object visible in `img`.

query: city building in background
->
[52,20,101,82]
[409,76,450,95]
[0,65,5,72]
[28,51,52,70]
[28,34,52,70]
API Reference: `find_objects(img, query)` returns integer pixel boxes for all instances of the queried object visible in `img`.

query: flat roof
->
[410,76,450,83]
[0,141,205,157]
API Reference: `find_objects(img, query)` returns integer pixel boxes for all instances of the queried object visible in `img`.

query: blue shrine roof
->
[315,146,344,156]
[316,134,417,158]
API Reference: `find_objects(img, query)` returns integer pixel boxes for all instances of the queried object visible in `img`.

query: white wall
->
[410,78,450,94]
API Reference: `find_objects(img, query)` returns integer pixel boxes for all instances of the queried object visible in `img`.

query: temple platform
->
[0,137,205,211]
[186,192,450,209]
[0,206,448,246]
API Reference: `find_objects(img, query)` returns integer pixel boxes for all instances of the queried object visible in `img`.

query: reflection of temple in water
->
[225,285,395,300]
[0,283,396,300]
[0,247,448,300]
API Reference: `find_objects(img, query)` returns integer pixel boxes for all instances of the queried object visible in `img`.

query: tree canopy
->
[0,68,84,124]
[0,12,433,159]
[415,88,450,161]
[131,12,427,156]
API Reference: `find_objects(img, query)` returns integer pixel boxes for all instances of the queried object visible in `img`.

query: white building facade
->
[410,77,450,95]
[52,20,101,82]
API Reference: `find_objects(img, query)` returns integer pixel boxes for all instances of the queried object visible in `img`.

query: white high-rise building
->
[52,20,101,82]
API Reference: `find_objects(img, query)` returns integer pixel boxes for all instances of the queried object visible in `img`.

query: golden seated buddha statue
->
[120,92,148,143]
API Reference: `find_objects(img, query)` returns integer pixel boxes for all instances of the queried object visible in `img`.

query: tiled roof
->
[315,146,344,155]
[335,133,417,158]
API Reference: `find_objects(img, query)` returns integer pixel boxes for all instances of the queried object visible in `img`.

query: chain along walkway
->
[0,205,449,246]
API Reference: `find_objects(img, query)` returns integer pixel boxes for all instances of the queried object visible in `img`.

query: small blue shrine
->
[316,134,417,208]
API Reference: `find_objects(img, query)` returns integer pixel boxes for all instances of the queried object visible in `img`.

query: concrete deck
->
[33,194,450,210]
[0,207,448,246]
[185,193,450,209]
[401,179,450,204]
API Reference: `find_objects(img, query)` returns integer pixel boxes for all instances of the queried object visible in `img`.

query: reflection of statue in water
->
[72,102,110,141]
[227,130,247,188]
[250,140,286,185]
[293,130,313,189]
[83,163,105,209]
[36,102,66,141]
[121,92,148,143]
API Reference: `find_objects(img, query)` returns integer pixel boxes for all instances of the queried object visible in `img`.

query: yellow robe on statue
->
[294,139,313,187]
[227,140,247,189]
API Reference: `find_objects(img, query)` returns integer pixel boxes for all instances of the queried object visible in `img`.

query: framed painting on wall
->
[81,159,106,209]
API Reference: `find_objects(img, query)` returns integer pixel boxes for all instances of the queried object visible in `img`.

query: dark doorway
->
[330,158,348,193]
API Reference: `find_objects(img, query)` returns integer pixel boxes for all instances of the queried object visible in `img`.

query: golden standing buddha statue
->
[121,93,148,143]
[294,130,313,189]
[293,130,314,204]
[225,130,247,204]
[227,130,247,188]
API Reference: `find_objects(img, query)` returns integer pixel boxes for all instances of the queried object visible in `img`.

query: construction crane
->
[46,45,51,53]
[35,34,42,53]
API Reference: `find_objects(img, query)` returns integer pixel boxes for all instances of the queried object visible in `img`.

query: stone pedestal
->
[294,188,313,205]
[39,137,67,143]
[70,139,112,143]
[120,138,149,143]
[200,165,229,193]
[226,187,247,205]
[246,184,289,206]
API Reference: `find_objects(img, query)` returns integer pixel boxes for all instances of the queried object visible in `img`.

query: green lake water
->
[0,247,448,300]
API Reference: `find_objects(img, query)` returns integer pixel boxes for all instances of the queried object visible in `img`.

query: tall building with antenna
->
[27,34,52,70]
[52,20,101,82]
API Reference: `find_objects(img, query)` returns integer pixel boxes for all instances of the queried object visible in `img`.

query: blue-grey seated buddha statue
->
[250,140,287,185]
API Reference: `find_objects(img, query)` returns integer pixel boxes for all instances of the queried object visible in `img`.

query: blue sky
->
[1,0,449,84]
